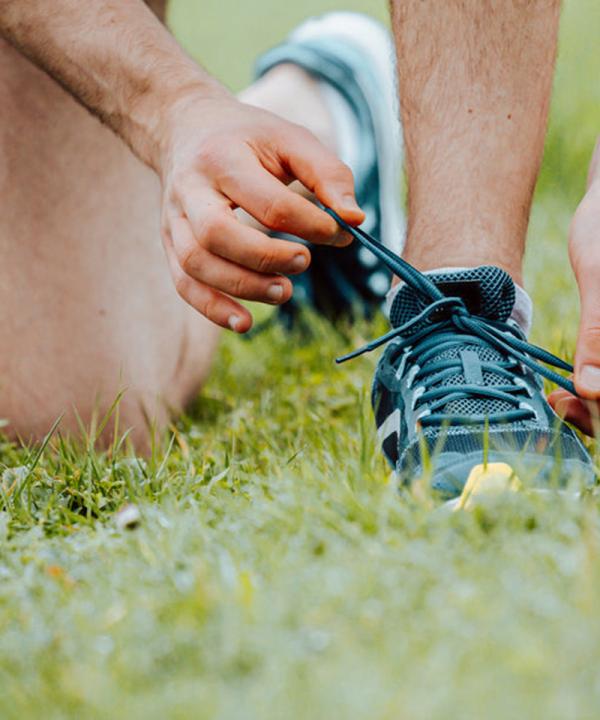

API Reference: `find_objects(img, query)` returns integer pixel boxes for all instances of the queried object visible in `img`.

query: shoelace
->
[325,207,577,426]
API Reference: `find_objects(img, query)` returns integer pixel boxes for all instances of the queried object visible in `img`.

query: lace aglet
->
[335,346,369,364]
[336,327,405,365]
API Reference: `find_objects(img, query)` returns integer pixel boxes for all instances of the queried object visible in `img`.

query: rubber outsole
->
[400,452,596,504]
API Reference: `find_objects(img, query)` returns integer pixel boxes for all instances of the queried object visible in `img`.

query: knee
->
[0,384,170,452]
[0,351,214,451]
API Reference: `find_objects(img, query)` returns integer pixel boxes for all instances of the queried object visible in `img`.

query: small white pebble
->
[368,271,391,296]
[358,246,378,268]
[115,504,141,531]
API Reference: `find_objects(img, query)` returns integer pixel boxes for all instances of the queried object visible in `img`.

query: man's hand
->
[0,0,363,333]
[548,137,600,434]
[159,91,363,333]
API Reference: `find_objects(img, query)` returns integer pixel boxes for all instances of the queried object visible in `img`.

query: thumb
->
[575,284,600,399]
[572,188,600,397]
[573,138,600,397]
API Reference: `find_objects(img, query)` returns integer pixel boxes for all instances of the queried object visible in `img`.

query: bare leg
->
[0,40,219,448]
[390,0,561,286]
[0,43,333,447]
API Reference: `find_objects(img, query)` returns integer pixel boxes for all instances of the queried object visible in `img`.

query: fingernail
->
[579,364,600,392]
[291,254,308,272]
[228,314,242,332]
[267,283,283,302]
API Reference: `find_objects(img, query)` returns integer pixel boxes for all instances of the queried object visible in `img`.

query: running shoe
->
[327,208,595,501]
[255,12,404,324]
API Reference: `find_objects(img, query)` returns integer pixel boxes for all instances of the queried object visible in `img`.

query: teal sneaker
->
[255,12,404,324]
[327,209,595,501]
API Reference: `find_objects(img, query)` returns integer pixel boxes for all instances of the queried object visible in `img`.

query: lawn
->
[2,1,600,718]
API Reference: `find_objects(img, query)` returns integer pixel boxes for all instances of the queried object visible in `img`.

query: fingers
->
[181,193,311,274]
[160,107,370,328]
[165,249,253,333]
[278,125,365,226]
[574,282,600,400]
[215,148,351,246]
[570,181,600,398]
[210,219,310,274]
[548,389,596,437]
[169,215,293,305]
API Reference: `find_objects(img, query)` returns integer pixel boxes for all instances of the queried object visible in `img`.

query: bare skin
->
[0,0,352,446]
[549,139,600,431]
[390,0,561,287]
[1,0,600,447]
[0,38,218,446]
[390,0,600,430]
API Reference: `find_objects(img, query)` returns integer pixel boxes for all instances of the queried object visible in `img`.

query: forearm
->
[0,0,227,169]
[0,1,362,335]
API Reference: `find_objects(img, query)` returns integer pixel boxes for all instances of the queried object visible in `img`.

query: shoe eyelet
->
[519,401,538,421]
[394,349,411,380]
[411,385,426,411]
[513,377,534,398]
[405,363,420,388]
[415,408,431,425]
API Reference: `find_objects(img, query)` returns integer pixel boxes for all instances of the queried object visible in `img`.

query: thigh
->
[0,41,219,447]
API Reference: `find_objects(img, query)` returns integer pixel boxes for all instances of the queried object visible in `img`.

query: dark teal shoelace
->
[325,207,577,427]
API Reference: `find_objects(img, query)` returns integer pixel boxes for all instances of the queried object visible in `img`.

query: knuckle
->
[196,139,227,175]
[310,211,338,240]
[159,209,170,236]
[580,337,600,364]
[256,248,277,273]
[160,223,171,246]
[179,245,199,276]
[581,321,600,338]
[188,209,220,249]
[174,273,190,299]
[261,195,290,230]
[202,293,221,321]
[203,212,229,244]
[229,274,249,298]
[579,322,600,354]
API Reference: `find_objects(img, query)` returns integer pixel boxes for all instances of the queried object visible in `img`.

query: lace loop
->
[325,207,577,426]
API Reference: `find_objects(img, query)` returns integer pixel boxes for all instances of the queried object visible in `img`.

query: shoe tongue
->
[389,266,518,421]
[389,265,516,329]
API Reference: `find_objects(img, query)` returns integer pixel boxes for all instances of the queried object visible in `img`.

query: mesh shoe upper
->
[370,265,593,497]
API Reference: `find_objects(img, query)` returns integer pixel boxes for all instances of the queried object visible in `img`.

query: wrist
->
[126,68,230,173]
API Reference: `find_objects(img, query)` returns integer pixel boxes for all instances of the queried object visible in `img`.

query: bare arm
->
[0,0,216,168]
[0,0,363,331]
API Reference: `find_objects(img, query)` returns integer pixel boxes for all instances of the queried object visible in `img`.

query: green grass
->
[2,1,600,718]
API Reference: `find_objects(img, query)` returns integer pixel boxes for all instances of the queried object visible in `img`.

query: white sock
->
[384,267,533,336]
[510,284,533,336]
